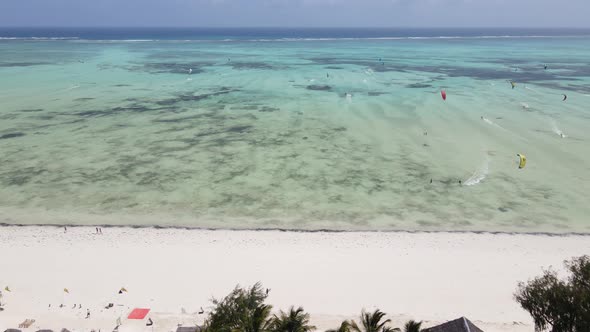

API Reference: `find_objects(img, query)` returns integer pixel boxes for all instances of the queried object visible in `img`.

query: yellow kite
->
[517,154,527,169]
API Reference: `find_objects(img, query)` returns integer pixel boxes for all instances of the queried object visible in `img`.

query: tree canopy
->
[514,255,590,332]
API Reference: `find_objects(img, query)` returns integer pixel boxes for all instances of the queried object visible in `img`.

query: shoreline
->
[2,223,590,236]
[2,226,590,331]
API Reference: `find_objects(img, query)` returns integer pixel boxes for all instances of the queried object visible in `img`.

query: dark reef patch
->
[227,125,253,133]
[231,105,259,110]
[155,88,237,106]
[0,167,48,186]
[0,132,25,140]
[534,82,590,93]
[192,124,254,140]
[0,114,17,120]
[153,113,225,123]
[258,106,279,112]
[30,115,55,120]
[368,92,387,96]
[130,62,208,75]
[0,62,52,67]
[18,109,44,113]
[72,103,171,118]
[229,62,277,70]
[306,85,332,91]
[307,56,590,83]
[406,83,432,89]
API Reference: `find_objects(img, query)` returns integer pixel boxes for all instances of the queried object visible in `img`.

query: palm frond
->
[403,320,422,332]
[326,320,352,332]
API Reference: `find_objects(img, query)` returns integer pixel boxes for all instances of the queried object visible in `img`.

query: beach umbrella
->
[4,286,10,292]
[118,287,128,294]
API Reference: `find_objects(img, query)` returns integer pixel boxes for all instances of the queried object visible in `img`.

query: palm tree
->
[351,309,399,332]
[326,320,352,332]
[403,320,422,332]
[205,283,273,332]
[244,304,273,332]
[270,306,316,332]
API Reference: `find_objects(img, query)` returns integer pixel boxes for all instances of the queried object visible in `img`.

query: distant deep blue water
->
[1,27,590,40]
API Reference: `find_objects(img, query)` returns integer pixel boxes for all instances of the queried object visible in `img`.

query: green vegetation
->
[205,282,272,332]
[514,255,590,332]
[270,306,316,332]
[202,255,590,332]
[326,320,353,332]
[402,320,423,332]
[350,309,399,332]
[203,283,423,332]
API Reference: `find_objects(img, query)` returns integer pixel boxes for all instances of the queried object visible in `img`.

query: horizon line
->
[2,26,590,29]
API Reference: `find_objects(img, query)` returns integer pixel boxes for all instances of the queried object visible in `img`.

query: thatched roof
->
[422,317,484,332]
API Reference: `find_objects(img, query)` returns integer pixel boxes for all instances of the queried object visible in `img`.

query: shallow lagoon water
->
[1,30,589,232]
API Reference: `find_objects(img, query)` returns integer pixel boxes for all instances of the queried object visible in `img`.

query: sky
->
[0,0,589,28]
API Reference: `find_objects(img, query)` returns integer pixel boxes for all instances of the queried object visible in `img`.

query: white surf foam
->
[482,116,508,131]
[62,85,80,92]
[464,158,490,186]
[550,119,567,138]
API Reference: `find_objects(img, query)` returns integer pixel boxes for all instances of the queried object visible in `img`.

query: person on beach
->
[64,226,67,233]
[86,308,90,318]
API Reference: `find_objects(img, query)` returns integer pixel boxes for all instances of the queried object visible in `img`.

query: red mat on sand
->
[128,308,150,319]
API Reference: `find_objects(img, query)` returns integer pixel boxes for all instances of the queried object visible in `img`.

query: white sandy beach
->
[1,226,589,331]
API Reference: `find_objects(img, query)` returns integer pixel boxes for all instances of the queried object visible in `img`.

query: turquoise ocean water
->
[1,28,589,232]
